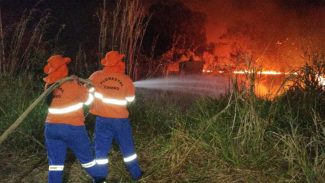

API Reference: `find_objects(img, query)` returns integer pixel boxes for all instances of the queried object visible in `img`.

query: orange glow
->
[202,69,213,73]
[233,73,292,99]
[229,69,296,99]
[318,75,325,86]
[233,70,291,75]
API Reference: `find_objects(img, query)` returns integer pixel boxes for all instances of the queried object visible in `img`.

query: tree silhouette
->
[143,0,207,58]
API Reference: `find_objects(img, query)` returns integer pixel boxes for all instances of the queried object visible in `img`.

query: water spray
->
[134,75,232,98]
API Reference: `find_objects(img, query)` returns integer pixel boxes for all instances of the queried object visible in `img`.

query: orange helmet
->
[101,51,125,67]
[43,55,71,84]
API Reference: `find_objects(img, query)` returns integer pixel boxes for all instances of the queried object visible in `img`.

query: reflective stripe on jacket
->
[89,71,135,118]
[46,80,91,125]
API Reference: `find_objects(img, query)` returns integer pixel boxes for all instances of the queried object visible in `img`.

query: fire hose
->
[0,76,92,145]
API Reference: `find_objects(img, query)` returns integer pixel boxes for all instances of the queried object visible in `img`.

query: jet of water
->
[134,75,232,98]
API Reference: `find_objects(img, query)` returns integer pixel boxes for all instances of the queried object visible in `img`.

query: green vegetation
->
[1,62,324,182]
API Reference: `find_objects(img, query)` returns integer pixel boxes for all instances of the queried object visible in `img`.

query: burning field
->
[0,0,325,182]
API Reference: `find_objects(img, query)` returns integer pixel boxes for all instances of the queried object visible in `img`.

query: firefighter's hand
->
[84,83,93,89]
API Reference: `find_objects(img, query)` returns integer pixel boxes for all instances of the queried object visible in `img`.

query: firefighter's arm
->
[74,74,96,106]
[79,83,94,106]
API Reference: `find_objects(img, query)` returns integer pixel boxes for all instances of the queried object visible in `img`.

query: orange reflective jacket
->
[46,80,90,126]
[89,70,135,118]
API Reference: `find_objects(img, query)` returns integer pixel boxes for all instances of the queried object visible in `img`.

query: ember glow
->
[202,69,291,75]
[201,68,324,99]
[318,75,325,86]
[202,69,213,73]
[233,70,288,75]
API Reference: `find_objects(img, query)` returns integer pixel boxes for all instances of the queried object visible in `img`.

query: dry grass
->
[97,0,150,79]
[0,9,5,73]
[0,3,50,75]
[1,77,324,182]
[274,111,325,183]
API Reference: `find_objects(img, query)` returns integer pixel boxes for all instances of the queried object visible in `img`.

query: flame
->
[233,70,287,75]
[203,69,298,75]
[318,75,325,86]
[233,70,323,86]
[201,68,323,100]
[202,69,213,73]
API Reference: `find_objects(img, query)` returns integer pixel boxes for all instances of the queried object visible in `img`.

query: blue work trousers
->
[94,117,142,180]
[45,123,100,183]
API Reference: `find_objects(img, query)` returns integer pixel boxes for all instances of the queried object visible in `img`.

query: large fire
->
[164,0,325,99]
[318,75,325,86]
[232,70,292,99]
[203,69,296,75]
[232,70,287,75]
[202,68,324,99]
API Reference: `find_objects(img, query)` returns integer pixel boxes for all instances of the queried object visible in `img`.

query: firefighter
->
[43,55,103,183]
[89,51,142,181]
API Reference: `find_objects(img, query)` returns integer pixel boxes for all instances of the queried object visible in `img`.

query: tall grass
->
[0,6,50,75]
[97,0,150,79]
[1,61,324,182]
[0,9,5,73]
[275,112,325,183]
[97,0,109,59]
[0,74,46,152]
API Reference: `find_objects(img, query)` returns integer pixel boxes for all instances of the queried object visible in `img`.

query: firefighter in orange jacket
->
[89,51,142,180]
[43,55,103,183]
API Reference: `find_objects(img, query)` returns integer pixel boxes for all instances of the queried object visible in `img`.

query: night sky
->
[1,0,325,70]
[1,0,103,55]
[2,0,325,42]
